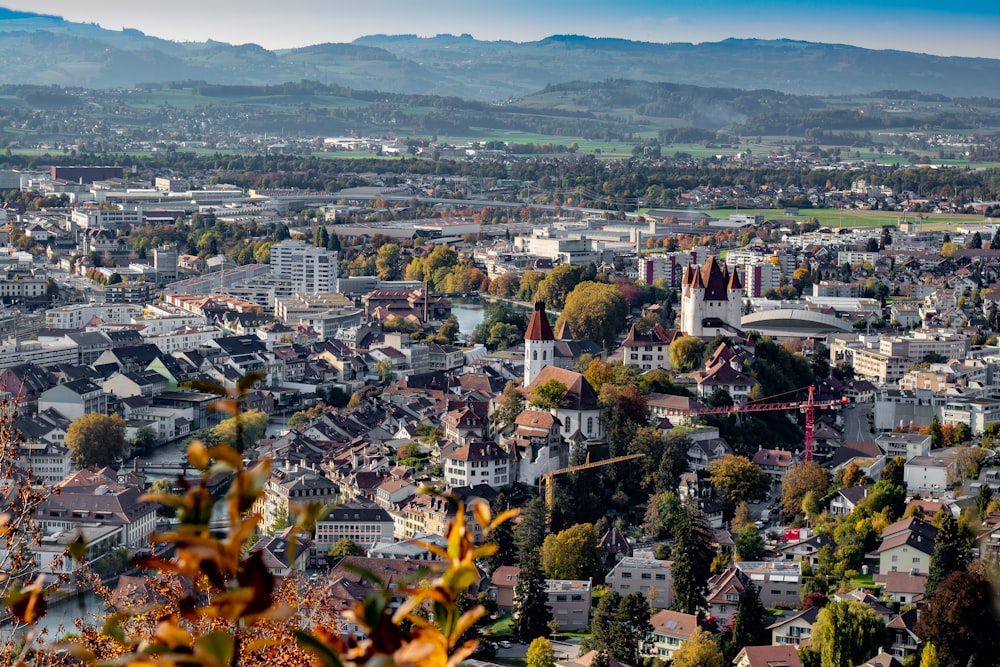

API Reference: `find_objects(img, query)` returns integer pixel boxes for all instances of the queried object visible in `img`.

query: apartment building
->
[605,557,673,609]
[270,240,339,294]
[735,561,802,608]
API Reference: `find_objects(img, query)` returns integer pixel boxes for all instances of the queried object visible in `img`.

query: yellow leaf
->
[472,501,491,529]
[187,441,209,470]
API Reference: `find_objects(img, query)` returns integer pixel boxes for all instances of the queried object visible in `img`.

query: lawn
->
[491,613,513,637]
[850,573,878,591]
[689,207,987,230]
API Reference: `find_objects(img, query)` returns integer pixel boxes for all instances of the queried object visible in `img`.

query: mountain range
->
[1,8,998,99]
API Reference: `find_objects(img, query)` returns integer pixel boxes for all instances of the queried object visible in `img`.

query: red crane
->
[688,386,849,462]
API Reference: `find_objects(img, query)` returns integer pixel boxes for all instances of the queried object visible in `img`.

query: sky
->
[7,0,1000,58]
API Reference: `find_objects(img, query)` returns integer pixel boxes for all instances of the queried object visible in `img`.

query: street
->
[843,402,876,442]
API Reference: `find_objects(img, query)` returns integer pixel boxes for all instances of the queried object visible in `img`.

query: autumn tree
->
[375,243,403,280]
[671,499,713,618]
[66,412,127,468]
[541,523,604,582]
[781,461,830,520]
[527,637,556,667]
[671,628,724,667]
[708,454,770,514]
[917,570,1000,667]
[670,336,707,372]
[809,600,886,667]
[489,271,521,299]
[494,380,526,429]
[212,409,270,452]
[534,264,581,310]
[557,281,628,351]
[731,501,754,532]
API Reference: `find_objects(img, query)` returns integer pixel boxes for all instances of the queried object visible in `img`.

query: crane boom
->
[689,386,849,462]
[540,453,644,510]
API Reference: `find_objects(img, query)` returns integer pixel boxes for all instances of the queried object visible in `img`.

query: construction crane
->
[688,386,849,463]
[539,453,644,510]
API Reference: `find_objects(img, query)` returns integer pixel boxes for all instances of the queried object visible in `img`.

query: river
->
[449,300,486,339]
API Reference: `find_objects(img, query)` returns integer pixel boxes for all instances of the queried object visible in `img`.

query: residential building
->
[735,561,802,609]
[270,240,339,294]
[648,610,702,661]
[253,462,340,534]
[621,324,679,372]
[38,378,106,421]
[733,646,803,667]
[605,557,673,609]
[878,518,937,575]
[752,447,795,487]
[768,606,820,647]
[441,440,512,488]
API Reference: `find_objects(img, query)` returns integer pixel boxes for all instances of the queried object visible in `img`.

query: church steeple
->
[524,302,555,386]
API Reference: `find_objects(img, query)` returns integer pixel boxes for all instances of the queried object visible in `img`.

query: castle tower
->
[524,301,555,387]
[727,264,744,328]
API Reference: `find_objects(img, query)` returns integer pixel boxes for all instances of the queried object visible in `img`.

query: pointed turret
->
[525,301,555,341]
[728,266,743,291]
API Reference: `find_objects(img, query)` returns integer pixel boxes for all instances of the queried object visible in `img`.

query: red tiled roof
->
[525,301,555,341]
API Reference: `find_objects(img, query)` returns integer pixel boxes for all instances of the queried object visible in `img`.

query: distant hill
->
[0,9,997,98]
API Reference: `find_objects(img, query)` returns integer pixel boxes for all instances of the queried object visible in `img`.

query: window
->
[542,350,547,360]
[565,417,571,433]
[587,417,594,433]
[912,557,921,564]
[622,572,632,579]
[533,350,537,360]
[641,573,651,580]
[655,574,666,581]
[892,555,898,563]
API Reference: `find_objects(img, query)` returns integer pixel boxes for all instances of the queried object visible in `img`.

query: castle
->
[680,257,743,337]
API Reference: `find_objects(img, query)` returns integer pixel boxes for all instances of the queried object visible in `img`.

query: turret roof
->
[524,301,555,342]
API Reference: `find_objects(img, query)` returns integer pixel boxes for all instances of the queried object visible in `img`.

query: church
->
[679,257,744,337]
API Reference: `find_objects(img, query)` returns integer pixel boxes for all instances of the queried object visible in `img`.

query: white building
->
[270,240,339,294]
[680,258,743,337]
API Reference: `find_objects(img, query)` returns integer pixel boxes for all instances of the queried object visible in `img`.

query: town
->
[1,152,999,667]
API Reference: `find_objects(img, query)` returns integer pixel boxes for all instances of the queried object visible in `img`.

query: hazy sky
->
[9,0,1000,58]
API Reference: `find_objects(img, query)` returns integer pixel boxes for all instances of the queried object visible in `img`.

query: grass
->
[850,573,878,590]
[491,613,513,637]
[685,207,989,230]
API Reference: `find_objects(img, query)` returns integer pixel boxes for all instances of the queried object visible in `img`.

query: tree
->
[437,315,459,342]
[977,482,994,517]
[527,637,556,667]
[150,478,177,518]
[734,524,766,562]
[671,500,713,618]
[643,491,682,540]
[919,643,938,667]
[529,379,567,410]
[917,570,1000,667]
[314,225,329,248]
[131,425,158,456]
[925,510,969,597]
[670,336,707,372]
[729,580,767,656]
[326,538,365,563]
[515,497,550,555]
[882,456,905,487]
[376,243,403,280]
[488,271,521,299]
[590,591,652,666]
[928,415,943,449]
[731,501,753,532]
[556,281,628,351]
[708,454,769,513]
[495,381,526,429]
[534,264,581,310]
[486,500,518,575]
[781,461,830,520]
[66,413,127,468]
[541,523,604,582]
[809,600,886,667]
[512,549,552,641]
[671,629,724,667]
[212,409,270,452]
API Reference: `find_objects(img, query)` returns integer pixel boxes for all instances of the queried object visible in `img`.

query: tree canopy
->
[66,413,127,468]
[556,281,628,351]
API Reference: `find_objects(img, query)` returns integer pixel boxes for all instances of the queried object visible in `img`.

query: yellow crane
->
[539,453,645,510]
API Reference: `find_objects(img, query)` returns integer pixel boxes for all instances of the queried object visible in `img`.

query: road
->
[843,402,876,442]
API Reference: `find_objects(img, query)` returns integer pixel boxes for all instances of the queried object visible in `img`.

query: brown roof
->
[525,301,555,341]
[524,366,600,411]
[514,410,558,429]
[491,565,520,588]
[736,645,803,667]
[649,609,701,638]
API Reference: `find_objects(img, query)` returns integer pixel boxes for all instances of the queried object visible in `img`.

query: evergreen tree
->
[515,497,549,555]
[314,225,330,248]
[485,504,517,575]
[976,483,993,517]
[925,511,970,598]
[929,416,943,449]
[327,231,341,252]
[671,499,713,618]
[728,580,767,657]
[512,549,552,641]
[589,591,652,665]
